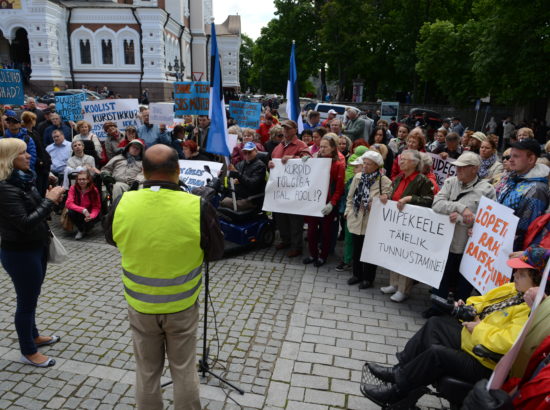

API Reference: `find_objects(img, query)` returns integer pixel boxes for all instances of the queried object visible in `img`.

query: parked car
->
[302,102,360,121]
[37,89,103,105]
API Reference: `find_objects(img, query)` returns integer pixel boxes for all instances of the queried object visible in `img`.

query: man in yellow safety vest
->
[104,144,223,410]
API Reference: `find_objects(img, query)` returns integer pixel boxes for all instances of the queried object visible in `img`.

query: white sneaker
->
[380,285,397,294]
[75,231,84,240]
[390,291,408,303]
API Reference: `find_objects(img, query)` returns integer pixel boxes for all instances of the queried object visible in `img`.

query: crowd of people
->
[0,96,549,408]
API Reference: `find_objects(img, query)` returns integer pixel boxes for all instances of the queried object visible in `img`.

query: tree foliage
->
[246,0,549,104]
[239,34,254,92]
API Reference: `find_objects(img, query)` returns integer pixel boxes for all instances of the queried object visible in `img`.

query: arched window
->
[102,39,113,64]
[123,39,135,65]
[79,39,91,64]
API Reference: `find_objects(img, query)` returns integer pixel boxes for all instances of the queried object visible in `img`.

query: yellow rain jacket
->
[461,282,530,370]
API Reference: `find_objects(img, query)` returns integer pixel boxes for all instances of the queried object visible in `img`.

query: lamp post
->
[167,57,185,81]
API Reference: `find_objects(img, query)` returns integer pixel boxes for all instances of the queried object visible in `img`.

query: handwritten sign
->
[361,200,454,288]
[428,153,456,187]
[178,160,223,190]
[0,69,24,105]
[82,99,139,140]
[262,158,331,217]
[149,102,174,125]
[55,92,86,122]
[229,101,262,128]
[174,82,209,116]
[460,197,519,294]
[380,101,399,121]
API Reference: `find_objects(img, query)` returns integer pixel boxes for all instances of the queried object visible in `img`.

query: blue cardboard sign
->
[174,82,209,116]
[55,93,87,121]
[0,69,24,105]
[229,101,262,129]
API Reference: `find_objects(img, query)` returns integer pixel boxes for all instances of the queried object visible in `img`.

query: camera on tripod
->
[430,292,478,322]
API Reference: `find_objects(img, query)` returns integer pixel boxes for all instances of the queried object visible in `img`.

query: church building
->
[0,0,241,100]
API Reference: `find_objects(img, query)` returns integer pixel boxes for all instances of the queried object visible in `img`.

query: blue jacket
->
[497,164,550,250]
[3,128,37,170]
[138,124,169,147]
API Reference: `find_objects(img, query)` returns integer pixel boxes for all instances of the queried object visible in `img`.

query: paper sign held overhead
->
[55,92,87,122]
[82,98,140,141]
[148,102,174,125]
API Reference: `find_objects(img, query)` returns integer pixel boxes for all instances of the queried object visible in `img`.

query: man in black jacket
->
[221,142,266,211]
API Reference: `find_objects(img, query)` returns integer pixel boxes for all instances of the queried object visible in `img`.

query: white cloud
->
[213,0,276,40]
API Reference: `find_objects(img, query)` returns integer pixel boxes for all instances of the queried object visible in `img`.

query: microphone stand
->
[162,261,244,395]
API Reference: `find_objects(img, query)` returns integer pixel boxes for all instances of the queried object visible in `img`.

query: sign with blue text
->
[55,92,87,122]
[81,99,139,140]
[0,69,24,105]
[361,199,454,288]
[262,158,331,217]
[229,101,262,128]
[174,82,209,116]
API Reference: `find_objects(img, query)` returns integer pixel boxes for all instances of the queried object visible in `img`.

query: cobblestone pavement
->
[0,220,448,409]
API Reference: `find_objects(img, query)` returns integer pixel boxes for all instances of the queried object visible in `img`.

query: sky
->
[213,0,276,40]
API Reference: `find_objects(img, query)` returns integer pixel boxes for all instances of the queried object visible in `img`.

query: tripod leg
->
[201,261,209,378]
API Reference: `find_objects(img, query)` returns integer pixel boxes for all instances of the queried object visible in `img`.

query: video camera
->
[430,292,478,322]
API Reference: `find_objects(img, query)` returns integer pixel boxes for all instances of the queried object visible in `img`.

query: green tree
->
[239,34,254,92]
[249,0,321,95]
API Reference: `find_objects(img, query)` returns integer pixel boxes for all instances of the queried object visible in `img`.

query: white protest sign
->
[428,153,456,187]
[361,200,454,288]
[82,99,139,140]
[149,102,174,125]
[488,259,550,390]
[262,158,331,217]
[178,160,223,190]
[166,118,184,131]
[228,133,239,153]
[460,196,519,294]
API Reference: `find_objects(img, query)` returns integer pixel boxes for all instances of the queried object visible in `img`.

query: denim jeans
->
[1,247,48,355]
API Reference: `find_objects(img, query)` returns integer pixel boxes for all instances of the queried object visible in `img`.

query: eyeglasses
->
[277,134,284,138]
[502,155,511,160]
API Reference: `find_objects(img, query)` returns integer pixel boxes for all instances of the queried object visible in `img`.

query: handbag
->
[60,207,73,232]
[48,232,68,264]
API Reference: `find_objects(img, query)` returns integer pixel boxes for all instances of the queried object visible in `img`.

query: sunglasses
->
[502,155,511,160]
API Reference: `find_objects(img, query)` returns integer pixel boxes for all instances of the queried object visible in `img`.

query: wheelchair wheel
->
[257,223,275,248]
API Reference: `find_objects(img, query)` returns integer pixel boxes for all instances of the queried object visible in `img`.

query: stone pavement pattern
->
[0,221,447,409]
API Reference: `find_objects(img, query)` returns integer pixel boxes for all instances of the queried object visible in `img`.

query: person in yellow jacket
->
[361,246,548,405]
[104,144,224,410]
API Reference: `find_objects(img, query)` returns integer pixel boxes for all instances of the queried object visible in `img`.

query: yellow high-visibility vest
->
[112,188,203,314]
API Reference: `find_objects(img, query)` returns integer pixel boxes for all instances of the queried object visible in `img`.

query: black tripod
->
[162,261,244,395]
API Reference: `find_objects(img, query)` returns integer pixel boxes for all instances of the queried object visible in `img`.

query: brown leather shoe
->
[287,249,302,257]
[275,242,290,250]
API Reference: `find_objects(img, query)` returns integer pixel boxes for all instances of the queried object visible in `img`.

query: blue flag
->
[285,42,304,133]
[206,23,230,157]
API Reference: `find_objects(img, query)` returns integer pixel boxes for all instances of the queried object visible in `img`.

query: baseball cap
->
[127,138,145,148]
[281,120,297,129]
[242,141,256,151]
[507,246,550,273]
[4,110,20,123]
[453,151,481,167]
[328,109,337,115]
[511,138,542,157]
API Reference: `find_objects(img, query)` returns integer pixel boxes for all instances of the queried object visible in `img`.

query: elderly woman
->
[182,140,213,162]
[103,121,124,160]
[73,120,102,158]
[362,246,548,405]
[338,135,352,160]
[419,152,440,195]
[423,152,496,318]
[0,138,65,367]
[101,139,145,200]
[478,138,503,182]
[345,151,392,289]
[517,127,534,142]
[264,125,284,160]
[63,140,100,188]
[380,149,434,302]
[231,127,265,164]
[391,128,426,179]
[117,125,138,149]
[65,169,101,240]
[303,134,345,267]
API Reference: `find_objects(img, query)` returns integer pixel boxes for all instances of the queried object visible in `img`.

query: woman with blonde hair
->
[0,138,64,367]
